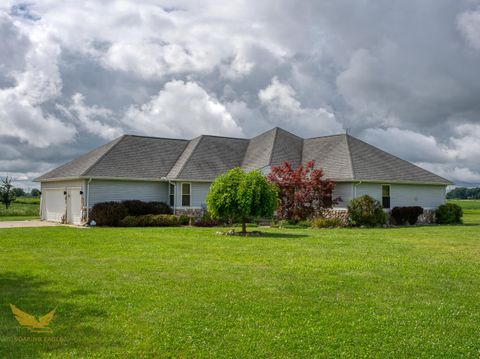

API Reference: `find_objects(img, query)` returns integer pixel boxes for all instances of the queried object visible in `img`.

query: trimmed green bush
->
[119,214,179,227]
[348,195,387,227]
[91,202,129,226]
[309,217,344,228]
[391,206,424,225]
[178,214,191,225]
[194,211,221,227]
[91,200,173,226]
[119,216,138,227]
[435,203,463,224]
[121,200,172,216]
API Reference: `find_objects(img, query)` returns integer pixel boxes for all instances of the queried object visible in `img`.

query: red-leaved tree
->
[267,160,339,222]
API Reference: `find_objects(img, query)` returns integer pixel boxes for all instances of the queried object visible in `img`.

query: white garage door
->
[44,189,65,222]
[67,188,82,225]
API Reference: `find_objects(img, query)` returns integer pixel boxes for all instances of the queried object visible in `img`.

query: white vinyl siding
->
[87,180,169,209]
[390,184,445,209]
[191,182,211,207]
[354,183,382,203]
[353,182,445,209]
[333,183,354,208]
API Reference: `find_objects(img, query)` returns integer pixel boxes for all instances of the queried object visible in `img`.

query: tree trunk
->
[241,220,247,234]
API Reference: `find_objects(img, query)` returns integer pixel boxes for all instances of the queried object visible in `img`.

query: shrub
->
[119,214,179,227]
[119,215,139,227]
[348,195,387,227]
[121,200,172,216]
[391,206,424,225]
[310,217,344,228]
[90,202,129,226]
[149,202,173,215]
[267,160,339,222]
[149,214,179,227]
[435,203,463,224]
[178,214,191,225]
[194,211,221,227]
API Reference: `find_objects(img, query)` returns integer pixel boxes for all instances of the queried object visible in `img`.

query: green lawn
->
[1,219,480,357]
[0,197,40,219]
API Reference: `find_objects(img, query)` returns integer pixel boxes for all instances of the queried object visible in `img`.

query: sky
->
[1,0,480,190]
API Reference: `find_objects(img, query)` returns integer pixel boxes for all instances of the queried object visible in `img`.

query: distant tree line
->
[446,187,480,199]
[0,176,40,209]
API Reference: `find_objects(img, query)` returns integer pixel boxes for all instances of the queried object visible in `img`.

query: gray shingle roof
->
[36,128,452,185]
[346,135,449,184]
[175,136,249,180]
[303,135,354,180]
[242,128,276,171]
[84,135,188,179]
[35,136,123,181]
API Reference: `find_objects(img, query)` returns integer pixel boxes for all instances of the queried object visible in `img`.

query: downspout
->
[353,181,362,199]
[39,189,43,220]
[86,178,92,223]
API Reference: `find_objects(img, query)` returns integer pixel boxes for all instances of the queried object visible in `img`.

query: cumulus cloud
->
[1,1,480,187]
[259,77,343,136]
[361,128,450,163]
[0,12,75,147]
[56,93,123,140]
[458,7,480,50]
[123,80,243,138]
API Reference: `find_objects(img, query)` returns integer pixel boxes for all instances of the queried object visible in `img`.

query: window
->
[181,183,191,207]
[382,185,390,209]
[169,183,175,207]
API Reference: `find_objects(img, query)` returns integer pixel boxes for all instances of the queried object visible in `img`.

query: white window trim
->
[180,182,191,207]
[381,184,391,208]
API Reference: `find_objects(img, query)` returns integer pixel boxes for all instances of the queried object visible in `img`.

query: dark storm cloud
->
[1,0,480,188]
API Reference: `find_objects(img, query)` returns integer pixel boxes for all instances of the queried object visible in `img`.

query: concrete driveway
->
[0,220,60,229]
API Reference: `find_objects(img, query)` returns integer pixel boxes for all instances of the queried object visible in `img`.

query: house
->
[35,127,451,224]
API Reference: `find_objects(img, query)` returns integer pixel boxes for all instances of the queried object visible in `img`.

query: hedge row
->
[90,201,172,226]
[120,214,179,227]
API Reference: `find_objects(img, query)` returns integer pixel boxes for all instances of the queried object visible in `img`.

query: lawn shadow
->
[0,272,109,357]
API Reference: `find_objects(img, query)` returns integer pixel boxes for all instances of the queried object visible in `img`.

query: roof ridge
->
[199,134,249,141]
[81,135,126,176]
[168,135,205,179]
[306,133,345,140]
[344,134,356,180]
[267,127,279,166]
[124,134,188,141]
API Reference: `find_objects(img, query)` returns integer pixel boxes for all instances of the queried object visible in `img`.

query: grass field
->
[448,199,480,225]
[0,197,40,220]
[1,206,480,357]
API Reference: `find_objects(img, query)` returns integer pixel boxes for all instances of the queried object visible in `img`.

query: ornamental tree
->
[0,176,16,210]
[206,168,278,234]
[267,160,338,222]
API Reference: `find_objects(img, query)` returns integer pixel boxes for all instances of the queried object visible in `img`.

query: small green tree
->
[12,187,26,197]
[31,188,41,197]
[0,176,16,210]
[206,168,278,234]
